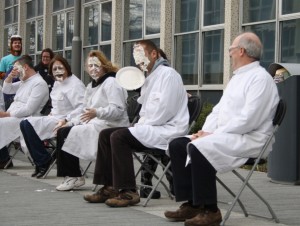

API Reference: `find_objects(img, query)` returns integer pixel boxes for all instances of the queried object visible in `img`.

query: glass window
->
[5,0,18,7]
[101,2,112,41]
[124,0,143,40]
[282,0,300,14]
[53,0,64,11]
[243,0,275,23]
[84,5,99,46]
[202,30,224,84]
[26,21,36,55]
[145,0,160,35]
[37,0,44,16]
[66,0,74,8]
[204,0,224,26]
[37,20,43,51]
[174,33,199,85]
[52,13,65,51]
[100,45,112,60]
[244,23,275,69]
[175,0,199,33]
[66,12,74,47]
[27,1,34,19]
[280,19,300,63]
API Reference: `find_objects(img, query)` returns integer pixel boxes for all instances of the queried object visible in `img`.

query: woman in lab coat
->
[55,50,129,191]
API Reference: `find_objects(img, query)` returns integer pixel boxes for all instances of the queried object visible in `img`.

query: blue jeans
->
[20,119,51,167]
[0,146,10,162]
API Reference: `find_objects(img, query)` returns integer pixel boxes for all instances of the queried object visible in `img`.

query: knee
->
[20,119,30,130]
[169,137,190,156]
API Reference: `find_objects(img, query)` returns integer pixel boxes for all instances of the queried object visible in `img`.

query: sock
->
[204,204,218,212]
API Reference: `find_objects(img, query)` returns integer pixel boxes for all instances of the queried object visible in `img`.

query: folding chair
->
[134,95,203,206]
[218,99,286,226]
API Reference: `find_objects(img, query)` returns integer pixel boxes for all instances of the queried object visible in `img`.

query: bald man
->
[164,32,279,226]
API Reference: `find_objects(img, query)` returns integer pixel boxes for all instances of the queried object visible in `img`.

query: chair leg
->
[42,159,57,179]
[4,147,20,169]
[82,161,92,178]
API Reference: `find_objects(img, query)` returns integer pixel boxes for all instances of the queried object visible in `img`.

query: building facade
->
[1,0,300,104]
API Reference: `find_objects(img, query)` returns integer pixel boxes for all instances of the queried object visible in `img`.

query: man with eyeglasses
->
[0,55,49,169]
[164,32,279,226]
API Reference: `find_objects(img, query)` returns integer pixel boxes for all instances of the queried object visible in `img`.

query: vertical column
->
[43,0,52,48]
[111,0,123,66]
[223,0,240,86]
[18,0,26,38]
[160,0,173,62]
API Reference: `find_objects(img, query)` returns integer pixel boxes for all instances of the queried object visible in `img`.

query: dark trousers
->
[0,146,9,162]
[20,120,51,167]
[93,127,148,190]
[169,137,217,206]
[56,126,81,177]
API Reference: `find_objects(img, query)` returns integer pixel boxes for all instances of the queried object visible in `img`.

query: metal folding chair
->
[134,95,203,206]
[218,99,286,225]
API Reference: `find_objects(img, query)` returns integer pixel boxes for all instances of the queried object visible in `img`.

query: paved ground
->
[0,153,299,226]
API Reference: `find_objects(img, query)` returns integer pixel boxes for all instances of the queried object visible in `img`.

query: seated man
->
[0,55,49,169]
[164,32,279,226]
[20,55,85,178]
[83,40,190,207]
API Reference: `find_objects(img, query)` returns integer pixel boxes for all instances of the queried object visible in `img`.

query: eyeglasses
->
[228,46,240,52]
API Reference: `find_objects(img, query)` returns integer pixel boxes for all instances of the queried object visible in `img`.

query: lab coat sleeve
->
[9,82,49,117]
[214,77,276,134]
[96,79,127,120]
[65,83,86,121]
[2,80,21,94]
[143,74,184,126]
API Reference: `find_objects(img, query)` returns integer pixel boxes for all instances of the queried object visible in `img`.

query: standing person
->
[54,50,129,191]
[34,48,55,115]
[0,55,49,169]
[164,32,279,226]
[0,35,23,110]
[20,55,85,178]
[83,40,189,207]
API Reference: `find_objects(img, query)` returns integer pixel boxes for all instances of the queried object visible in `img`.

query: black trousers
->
[56,126,81,177]
[169,137,217,206]
[93,127,148,189]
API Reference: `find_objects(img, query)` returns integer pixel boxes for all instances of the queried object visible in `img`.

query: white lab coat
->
[62,77,129,161]
[0,74,49,148]
[189,62,279,173]
[0,85,4,111]
[129,65,189,150]
[25,75,85,140]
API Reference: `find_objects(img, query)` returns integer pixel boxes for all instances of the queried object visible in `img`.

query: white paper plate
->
[116,66,145,90]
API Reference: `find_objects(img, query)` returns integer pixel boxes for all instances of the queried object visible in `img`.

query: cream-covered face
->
[13,62,25,80]
[133,44,150,72]
[87,56,103,80]
[52,61,67,82]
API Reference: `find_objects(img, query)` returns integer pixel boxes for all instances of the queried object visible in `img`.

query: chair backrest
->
[126,94,141,124]
[272,99,286,126]
[187,95,203,131]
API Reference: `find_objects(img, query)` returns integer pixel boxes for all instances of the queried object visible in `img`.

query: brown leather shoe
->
[105,190,140,207]
[164,202,204,222]
[184,209,222,226]
[83,186,118,203]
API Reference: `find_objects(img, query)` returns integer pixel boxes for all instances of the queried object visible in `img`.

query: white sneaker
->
[56,176,85,191]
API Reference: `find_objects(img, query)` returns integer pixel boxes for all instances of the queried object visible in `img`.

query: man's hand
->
[5,67,19,83]
[80,108,97,123]
[53,120,67,134]
[190,130,212,141]
[0,111,10,118]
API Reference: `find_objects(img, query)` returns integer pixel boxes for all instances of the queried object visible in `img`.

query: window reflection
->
[124,0,143,40]
[281,19,300,63]
[146,0,160,35]
[204,0,224,26]
[37,20,43,51]
[175,0,199,33]
[243,0,275,23]
[66,12,74,47]
[84,5,99,46]
[282,0,300,14]
[203,30,224,84]
[52,14,65,50]
[26,21,36,54]
[174,33,199,85]
[102,2,112,41]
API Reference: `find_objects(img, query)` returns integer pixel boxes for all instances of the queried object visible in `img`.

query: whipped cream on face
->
[14,63,25,80]
[133,44,150,72]
[52,63,66,82]
[88,57,102,80]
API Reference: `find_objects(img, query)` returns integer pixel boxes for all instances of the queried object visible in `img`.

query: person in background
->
[0,35,23,110]
[164,32,279,226]
[83,40,189,208]
[54,50,129,191]
[20,55,85,178]
[0,55,49,169]
[34,48,55,115]
[0,85,4,111]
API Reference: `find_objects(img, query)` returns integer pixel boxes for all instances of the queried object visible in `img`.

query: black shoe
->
[31,166,39,177]
[140,187,161,199]
[0,159,13,169]
[36,158,53,179]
